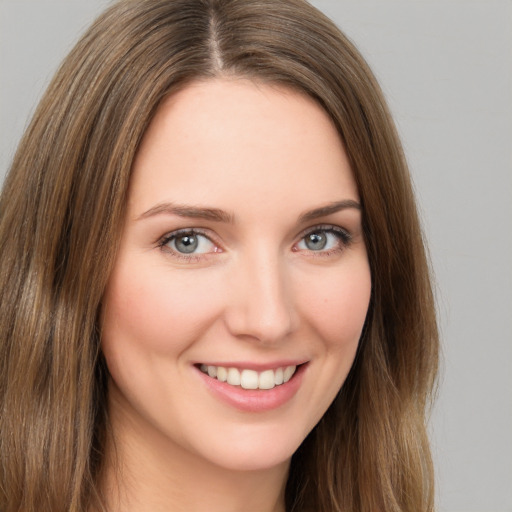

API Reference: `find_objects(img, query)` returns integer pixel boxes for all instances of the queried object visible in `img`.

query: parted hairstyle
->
[0,0,439,511]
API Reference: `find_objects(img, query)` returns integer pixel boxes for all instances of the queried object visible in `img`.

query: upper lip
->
[194,360,308,372]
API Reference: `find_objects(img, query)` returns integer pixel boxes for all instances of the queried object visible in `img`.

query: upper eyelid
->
[158,227,217,245]
[297,223,351,239]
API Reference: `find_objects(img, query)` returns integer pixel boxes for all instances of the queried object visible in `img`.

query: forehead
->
[129,78,358,218]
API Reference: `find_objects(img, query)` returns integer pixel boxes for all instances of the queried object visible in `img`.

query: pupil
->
[306,232,327,250]
[176,234,198,253]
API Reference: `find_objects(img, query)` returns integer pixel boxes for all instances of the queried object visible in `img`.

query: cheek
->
[298,259,371,352]
[101,258,223,358]
[288,259,371,433]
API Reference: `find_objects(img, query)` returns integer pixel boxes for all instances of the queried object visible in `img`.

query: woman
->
[0,0,439,511]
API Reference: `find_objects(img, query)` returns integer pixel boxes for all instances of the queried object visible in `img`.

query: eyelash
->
[157,225,352,261]
[295,225,352,257]
[157,228,218,262]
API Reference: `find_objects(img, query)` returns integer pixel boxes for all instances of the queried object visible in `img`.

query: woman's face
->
[101,79,371,472]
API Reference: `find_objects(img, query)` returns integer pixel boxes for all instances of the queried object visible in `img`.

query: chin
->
[185,422,307,473]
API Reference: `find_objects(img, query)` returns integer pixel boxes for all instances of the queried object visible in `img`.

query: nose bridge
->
[226,246,297,343]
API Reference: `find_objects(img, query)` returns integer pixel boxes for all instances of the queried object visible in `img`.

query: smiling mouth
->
[198,364,298,390]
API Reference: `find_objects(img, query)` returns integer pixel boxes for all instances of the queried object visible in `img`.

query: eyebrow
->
[137,199,360,224]
[137,202,234,223]
[298,199,361,223]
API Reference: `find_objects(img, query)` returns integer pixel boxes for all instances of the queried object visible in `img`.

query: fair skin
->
[100,78,371,512]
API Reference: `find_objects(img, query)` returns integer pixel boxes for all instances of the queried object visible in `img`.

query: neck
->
[100,390,289,512]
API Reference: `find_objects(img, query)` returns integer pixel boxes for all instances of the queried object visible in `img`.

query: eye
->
[295,226,351,254]
[159,229,218,256]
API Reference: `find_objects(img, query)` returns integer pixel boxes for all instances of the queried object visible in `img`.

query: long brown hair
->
[0,1,439,510]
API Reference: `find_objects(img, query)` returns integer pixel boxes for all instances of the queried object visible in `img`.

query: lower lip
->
[196,364,307,413]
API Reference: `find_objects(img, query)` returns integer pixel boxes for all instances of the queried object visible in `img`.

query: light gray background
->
[1,1,511,511]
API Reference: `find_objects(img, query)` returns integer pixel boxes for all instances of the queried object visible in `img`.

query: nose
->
[224,250,298,344]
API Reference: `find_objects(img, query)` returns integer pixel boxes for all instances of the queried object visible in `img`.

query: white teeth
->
[227,367,241,386]
[200,364,298,389]
[258,369,275,390]
[283,365,296,383]
[216,366,227,382]
[240,369,259,390]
